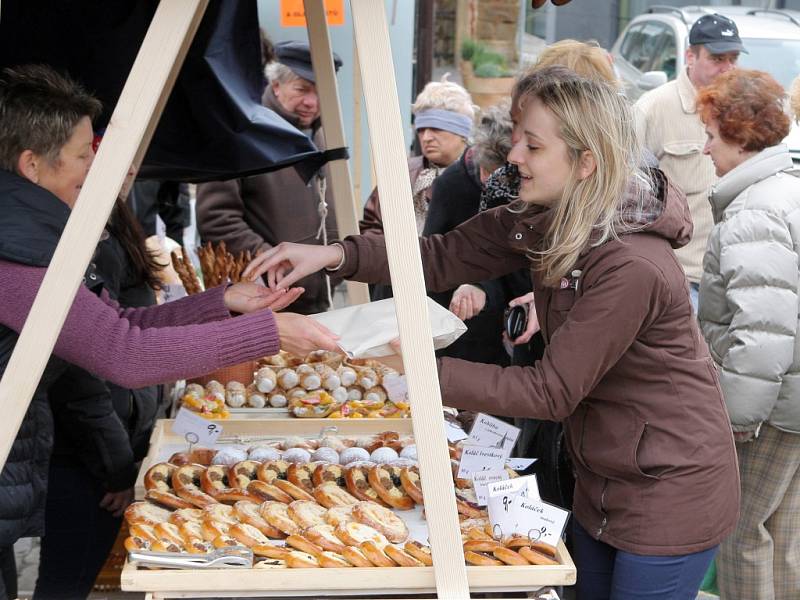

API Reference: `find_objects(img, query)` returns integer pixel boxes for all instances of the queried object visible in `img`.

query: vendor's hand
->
[224,281,304,314]
[274,312,340,356]
[508,292,540,345]
[450,284,486,321]
[243,242,343,290]
[100,487,134,517]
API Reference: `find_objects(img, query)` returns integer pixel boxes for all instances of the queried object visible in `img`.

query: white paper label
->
[172,407,223,446]
[471,469,509,506]
[505,457,537,471]
[444,421,468,443]
[382,373,408,403]
[486,475,541,539]
[510,496,570,547]
[457,444,506,478]
[467,413,520,459]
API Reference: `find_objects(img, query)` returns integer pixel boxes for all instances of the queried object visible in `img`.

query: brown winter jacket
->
[337,170,740,556]
[196,87,338,315]
[360,155,430,235]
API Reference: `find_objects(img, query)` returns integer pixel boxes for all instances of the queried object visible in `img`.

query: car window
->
[620,21,670,73]
[650,29,677,80]
[737,38,800,90]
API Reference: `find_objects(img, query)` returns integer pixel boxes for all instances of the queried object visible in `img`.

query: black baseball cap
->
[274,41,343,83]
[689,14,748,55]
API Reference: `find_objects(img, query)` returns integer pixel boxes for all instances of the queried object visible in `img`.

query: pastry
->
[337,365,357,387]
[168,508,204,526]
[255,366,277,393]
[341,545,373,567]
[345,463,388,506]
[317,551,352,568]
[311,447,340,464]
[172,465,219,508]
[303,524,347,553]
[312,463,346,487]
[150,540,184,553]
[463,539,503,553]
[124,536,151,552]
[518,546,560,566]
[205,380,225,403]
[154,522,186,547]
[210,446,248,467]
[285,550,320,568]
[399,444,417,461]
[384,545,424,567]
[260,501,301,536]
[145,489,195,510]
[200,520,231,542]
[273,479,315,502]
[360,540,396,567]
[178,521,205,544]
[124,502,172,526]
[502,534,531,549]
[248,446,282,463]
[334,521,389,548]
[281,448,312,465]
[143,462,177,493]
[245,385,267,409]
[295,364,322,390]
[247,480,294,504]
[399,466,423,504]
[305,350,344,366]
[234,500,284,538]
[464,527,494,542]
[528,540,558,559]
[212,534,241,549]
[324,505,355,527]
[285,534,323,556]
[352,501,409,543]
[225,381,247,408]
[369,447,399,464]
[492,547,530,566]
[403,540,433,566]
[287,500,327,529]
[229,460,260,489]
[253,544,290,560]
[339,447,370,465]
[184,538,214,554]
[257,460,290,483]
[129,523,158,542]
[454,487,486,519]
[368,465,415,510]
[331,387,348,404]
[287,462,317,493]
[229,522,272,548]
[268,391,288,408]
[313,482,359,509]
[276,368,299,390]
[168,447,216,466]
[202,503,238,524]
[464,550,504,566]
[201,464,253,504]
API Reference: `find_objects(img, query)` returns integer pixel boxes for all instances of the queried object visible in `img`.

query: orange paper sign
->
[280,0,345,27]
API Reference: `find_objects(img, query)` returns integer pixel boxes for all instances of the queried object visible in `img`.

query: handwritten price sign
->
[172,407,223,447]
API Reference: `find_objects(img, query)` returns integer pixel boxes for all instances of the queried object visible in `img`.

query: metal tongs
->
[217,425,340,445]
[129,546,254,569]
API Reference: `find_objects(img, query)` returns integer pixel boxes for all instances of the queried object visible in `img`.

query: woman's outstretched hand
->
[274,312,340,356]
[242,243,344,290]
[224,282,305,314]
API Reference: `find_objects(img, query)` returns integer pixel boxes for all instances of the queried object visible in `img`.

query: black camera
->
[504,305,528,340]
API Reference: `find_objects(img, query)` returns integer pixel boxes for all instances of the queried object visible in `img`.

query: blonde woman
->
[360,75,476,237]
[246,66,739,598]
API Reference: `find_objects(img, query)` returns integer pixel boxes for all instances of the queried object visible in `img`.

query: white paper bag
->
[310,298,467,359]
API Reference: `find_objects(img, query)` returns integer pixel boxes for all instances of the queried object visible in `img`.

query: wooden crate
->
[127,418,576,596]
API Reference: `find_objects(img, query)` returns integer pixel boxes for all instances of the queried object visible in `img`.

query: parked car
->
[610,5,800,161]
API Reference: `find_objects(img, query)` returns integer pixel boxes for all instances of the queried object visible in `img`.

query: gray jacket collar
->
[709,144,793,221]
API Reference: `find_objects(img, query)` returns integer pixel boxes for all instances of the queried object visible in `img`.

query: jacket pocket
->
[660,141,706,195]
[632,420,664,480]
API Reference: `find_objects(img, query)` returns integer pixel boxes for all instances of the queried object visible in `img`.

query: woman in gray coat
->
[697,69,800,600]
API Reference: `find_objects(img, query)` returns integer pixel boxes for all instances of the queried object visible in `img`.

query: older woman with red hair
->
[696,69,800,600]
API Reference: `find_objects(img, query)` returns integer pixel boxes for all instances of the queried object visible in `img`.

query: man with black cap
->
[634,13,746,310]
[197,40,343,315]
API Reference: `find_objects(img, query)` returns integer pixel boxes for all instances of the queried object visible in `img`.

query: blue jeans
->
[573,521,717,600]
[689,282,699,314]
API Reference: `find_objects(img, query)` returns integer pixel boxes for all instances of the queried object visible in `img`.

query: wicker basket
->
[187,360,257,387]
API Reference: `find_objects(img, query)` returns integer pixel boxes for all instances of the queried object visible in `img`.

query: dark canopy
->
[0,0,326,182]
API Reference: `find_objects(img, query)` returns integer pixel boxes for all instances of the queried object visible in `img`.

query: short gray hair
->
[0,64,101,171]
[412,74,477,119]
[473,100,512,172]
[265,61,300,85]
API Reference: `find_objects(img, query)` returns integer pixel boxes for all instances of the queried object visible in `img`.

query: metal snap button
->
[514,233,523,240]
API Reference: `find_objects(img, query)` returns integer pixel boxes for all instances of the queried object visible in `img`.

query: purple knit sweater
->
[0,260,280,388]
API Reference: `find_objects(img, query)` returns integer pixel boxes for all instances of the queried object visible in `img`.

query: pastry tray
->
[128,419,576,596]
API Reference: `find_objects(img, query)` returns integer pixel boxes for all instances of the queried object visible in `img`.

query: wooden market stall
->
[0,0,575,597]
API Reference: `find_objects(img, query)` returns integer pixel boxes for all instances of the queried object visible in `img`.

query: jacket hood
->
[618,168,693,250]
[709,144,793,221]
[0,169,70,267]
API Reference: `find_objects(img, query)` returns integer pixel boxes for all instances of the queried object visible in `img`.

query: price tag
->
[510,496,570,548]
[172,407,223,447]
[457,444,506,479]
[382,373,408,403]
[444,420,468,443]
[467,413,520,459]
[505,457,537,471]
[486,475,540,539]
[471,469,508,506]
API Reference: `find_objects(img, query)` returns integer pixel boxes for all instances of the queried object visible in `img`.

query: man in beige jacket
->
[634,13,745,309]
